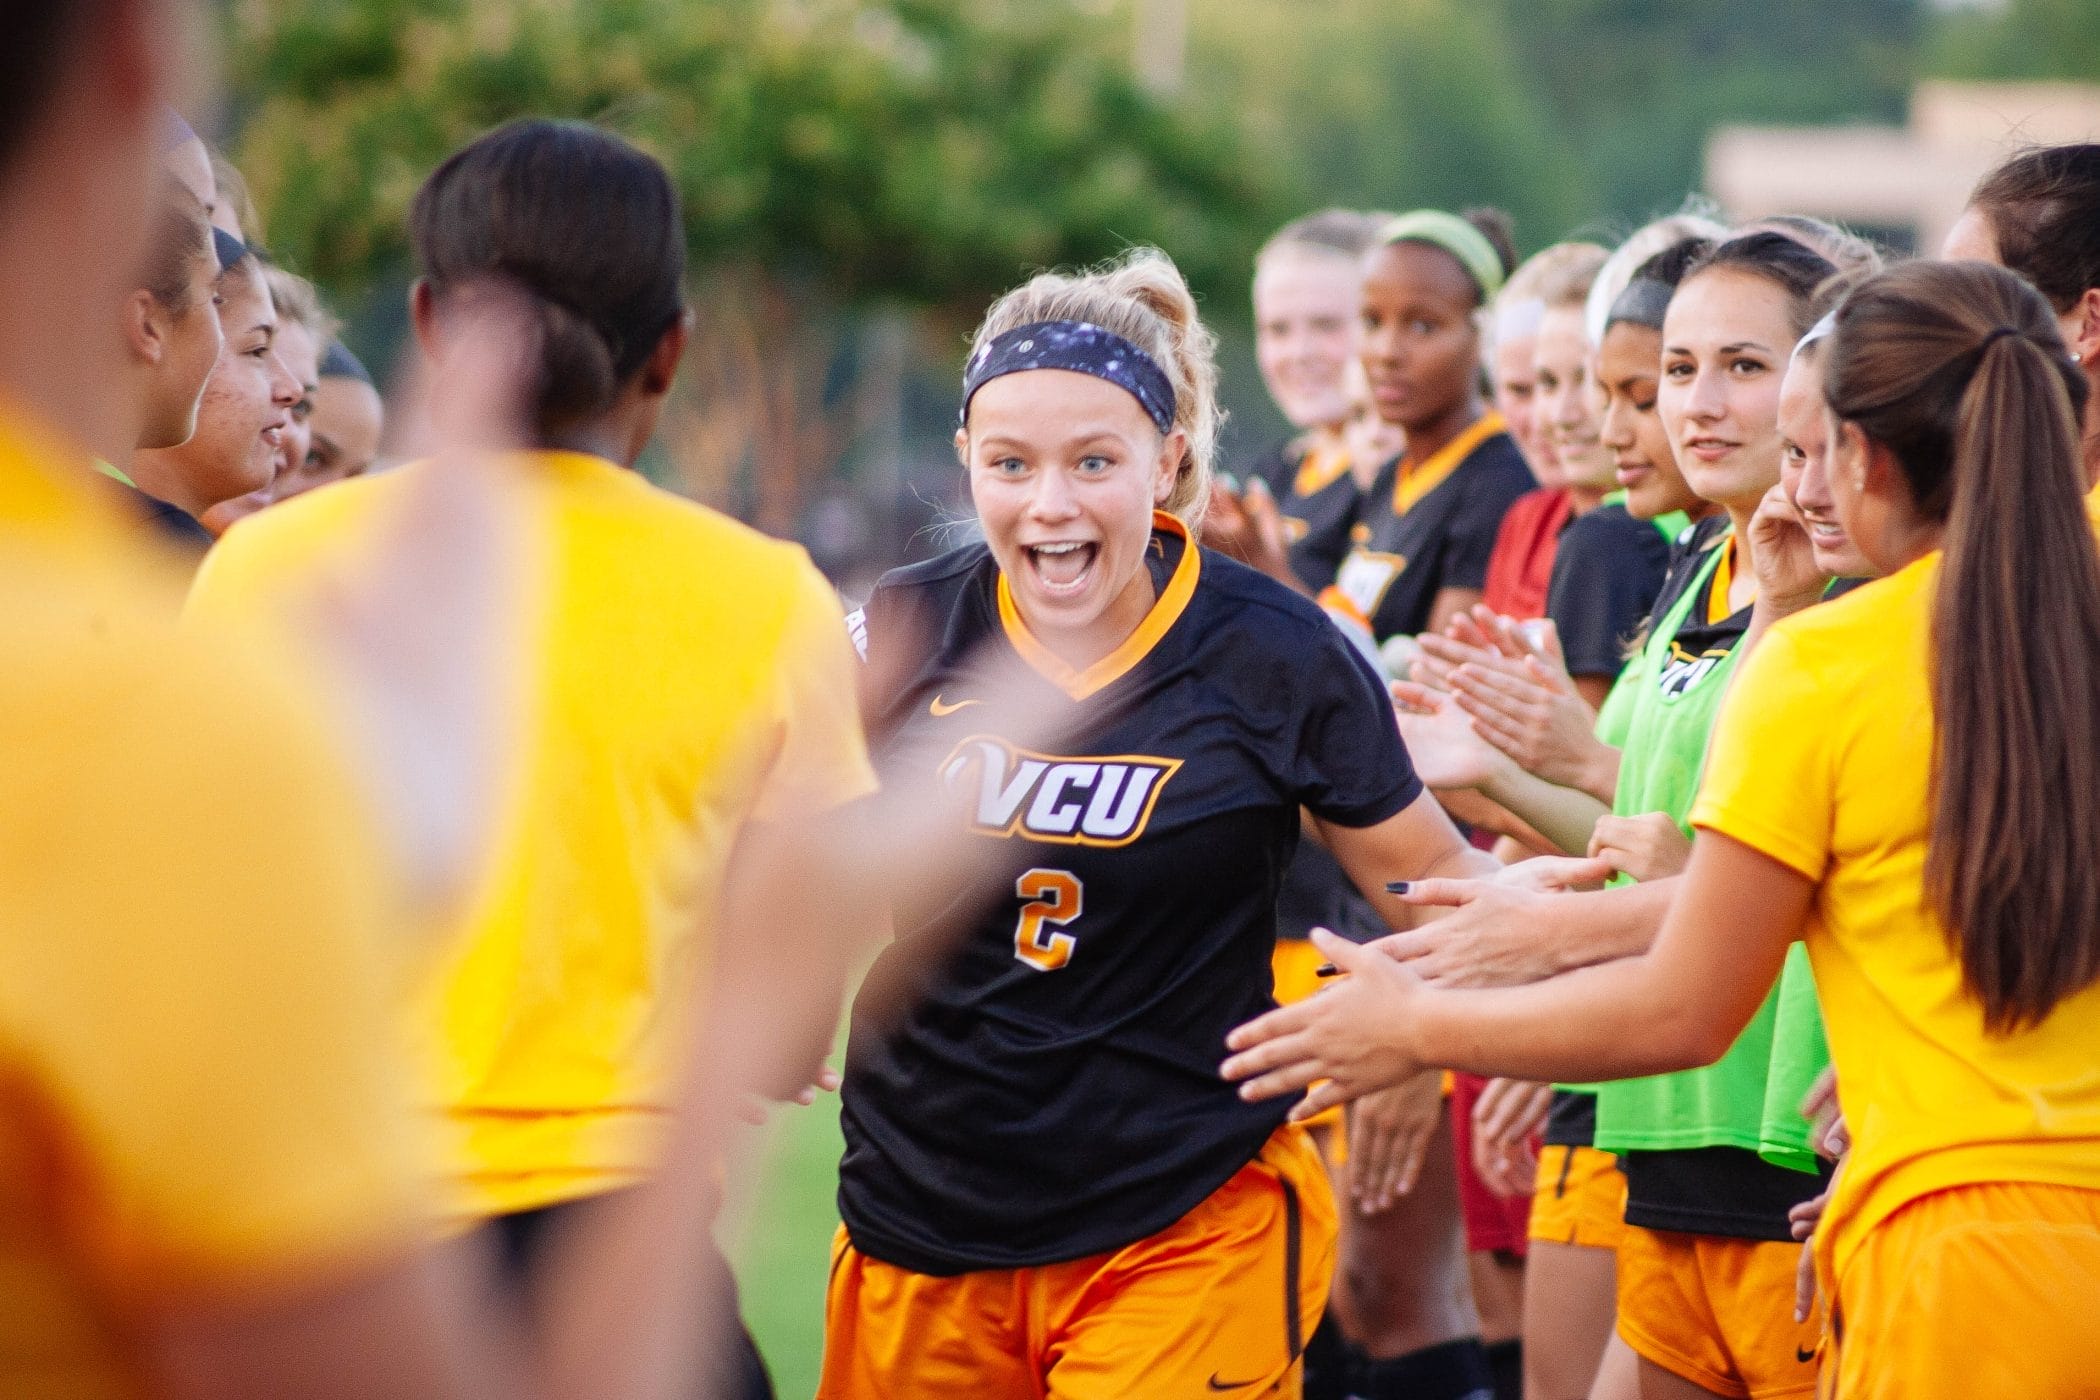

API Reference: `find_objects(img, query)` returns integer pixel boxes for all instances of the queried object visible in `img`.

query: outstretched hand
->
[1391,680,1513,792]
[1369,867,1606,988]
[1222,929,1427,1118]
[1588,812,1693,884]
[1346,1071,1447,1212]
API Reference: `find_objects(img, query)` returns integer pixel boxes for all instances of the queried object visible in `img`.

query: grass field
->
[726,1079,848,1400]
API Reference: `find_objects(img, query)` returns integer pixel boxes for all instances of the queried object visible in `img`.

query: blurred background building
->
[1709,81,2100,255]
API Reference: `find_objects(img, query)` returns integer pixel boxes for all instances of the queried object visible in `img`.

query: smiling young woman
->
[821,248,1501,1400]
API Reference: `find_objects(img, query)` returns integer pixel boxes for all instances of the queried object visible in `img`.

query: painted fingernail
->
[1386,881,1411,894]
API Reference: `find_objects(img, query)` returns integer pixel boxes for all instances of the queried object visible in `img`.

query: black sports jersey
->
[1240,436,1299,499]
[1544,501,1672,680]
[1326,414,1533,641]
[839,515,1420,1275]
[1277,442,1365,596]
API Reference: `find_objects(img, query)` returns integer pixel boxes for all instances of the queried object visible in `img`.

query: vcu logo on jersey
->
[1658,640,1735,699]
[940,736,1181,847]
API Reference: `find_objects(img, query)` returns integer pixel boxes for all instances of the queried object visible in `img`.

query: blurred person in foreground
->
[191,117,882,1400]
[0,4,896,1396]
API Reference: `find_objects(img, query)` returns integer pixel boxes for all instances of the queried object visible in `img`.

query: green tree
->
[225,0,1288,529]
[1187,0,1589,255]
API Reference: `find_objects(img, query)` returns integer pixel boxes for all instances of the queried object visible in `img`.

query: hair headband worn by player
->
[1791,308,1838,363]
[320,341,374,385]
[960,320,1177,436]
[1609,277,1676,334]
[1380,210,1506,302]
[212,226,251,275]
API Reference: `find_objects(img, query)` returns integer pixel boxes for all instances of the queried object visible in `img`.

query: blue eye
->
[1078,455,1112,474]
[990,456,1026,475]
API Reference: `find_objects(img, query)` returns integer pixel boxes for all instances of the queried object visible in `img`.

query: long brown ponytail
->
[1826,261,2100,1031]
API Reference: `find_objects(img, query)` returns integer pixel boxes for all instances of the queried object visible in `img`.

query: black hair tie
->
[1979,325,2024,351]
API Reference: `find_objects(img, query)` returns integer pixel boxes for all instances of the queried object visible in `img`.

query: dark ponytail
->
[1826,261,2100,1032]
[409,118,685,443]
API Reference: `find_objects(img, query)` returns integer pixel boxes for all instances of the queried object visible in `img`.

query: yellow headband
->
[1379,210,1505,303]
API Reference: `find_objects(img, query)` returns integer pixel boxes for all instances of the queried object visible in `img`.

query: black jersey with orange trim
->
[839,514,1420,1275]
[1277,442,1364,595]
[1325,414,1533,640]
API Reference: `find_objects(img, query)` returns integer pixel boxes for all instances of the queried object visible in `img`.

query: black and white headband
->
[960,320,1177,435]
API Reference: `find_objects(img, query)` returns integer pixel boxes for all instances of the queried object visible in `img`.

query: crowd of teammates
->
[9,3,2100,1400]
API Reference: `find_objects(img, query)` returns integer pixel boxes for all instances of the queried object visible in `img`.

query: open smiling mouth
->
[1027,541,1098,595]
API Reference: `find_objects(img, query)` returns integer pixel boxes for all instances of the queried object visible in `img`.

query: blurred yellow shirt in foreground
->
[0,407,419,1396]
[192,451,875,1220]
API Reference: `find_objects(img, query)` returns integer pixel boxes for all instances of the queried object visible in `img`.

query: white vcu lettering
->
[940,737,1180,847]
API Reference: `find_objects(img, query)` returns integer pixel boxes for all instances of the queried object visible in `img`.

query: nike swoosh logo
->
[929,695,981,716]
[1206,1375,1263,1393]
[1796,1346,1818,1363]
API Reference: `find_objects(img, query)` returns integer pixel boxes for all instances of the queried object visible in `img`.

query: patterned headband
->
[961,320,1177,436]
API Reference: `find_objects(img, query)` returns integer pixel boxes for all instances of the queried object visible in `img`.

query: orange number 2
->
[1012,868,1083,972]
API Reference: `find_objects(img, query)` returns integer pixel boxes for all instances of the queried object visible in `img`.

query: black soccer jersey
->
[1277,443,1365,596]
[838,515,1421,1276]
[1326,414,1534,642]
[1544,501,1672,680]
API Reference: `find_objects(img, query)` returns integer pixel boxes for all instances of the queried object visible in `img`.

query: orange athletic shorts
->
[1615,1224,1818,1399]
[818,1124,1337,1400]
[1271,939,1345,1146]
[1823,1181,2100,1400]
[1527,1143,1626,1250]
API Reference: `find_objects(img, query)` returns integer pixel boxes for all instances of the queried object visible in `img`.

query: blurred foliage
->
[1186,0,1589,253]
[1188,0,1921,253]
[1926,0,2100,80]
[224,0,1286,313]
[1487,0,1921,232]
[219,0,2100,542]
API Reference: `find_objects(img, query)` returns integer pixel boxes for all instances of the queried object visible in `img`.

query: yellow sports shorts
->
[1824,1181,2100,1400]
[1271,939,1347,1150]
[1527,1143,1626,1250]
[818,1124,1337,1400]
[1615,1224,1818,1399]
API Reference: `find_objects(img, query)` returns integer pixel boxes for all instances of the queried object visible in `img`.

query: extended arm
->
[1223,833,1811,1113]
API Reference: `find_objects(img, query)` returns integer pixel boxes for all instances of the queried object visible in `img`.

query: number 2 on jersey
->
[1013,868,1083,972]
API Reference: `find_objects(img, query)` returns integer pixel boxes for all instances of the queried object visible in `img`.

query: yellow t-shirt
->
[0,409,419,1396]
[191,451,877,1218]
[1691,552,2100,1286]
